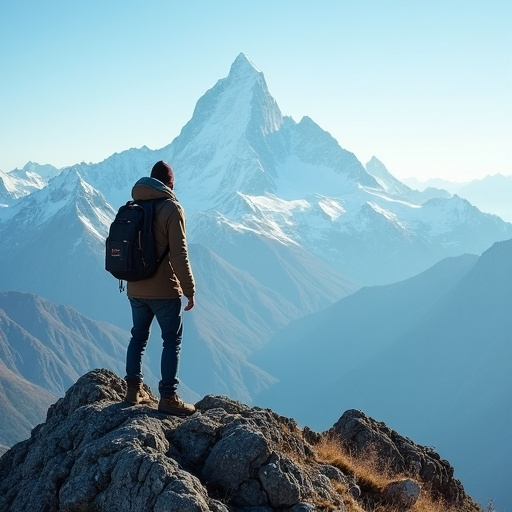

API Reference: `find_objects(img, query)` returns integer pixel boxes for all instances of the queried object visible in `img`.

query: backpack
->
[105,198,170,289]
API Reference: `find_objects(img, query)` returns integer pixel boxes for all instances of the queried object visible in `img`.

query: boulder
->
[0,370,482,512]
[0,369,345,511]
[329,409,470,507]
[384,478,421,508]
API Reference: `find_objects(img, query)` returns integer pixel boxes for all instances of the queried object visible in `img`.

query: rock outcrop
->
[0,369,482,512]
[329,409,470,506]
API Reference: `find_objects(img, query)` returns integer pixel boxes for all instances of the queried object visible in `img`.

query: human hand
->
[184,296,195,311]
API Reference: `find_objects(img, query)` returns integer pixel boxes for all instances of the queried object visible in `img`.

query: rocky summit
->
[0,369,482,512]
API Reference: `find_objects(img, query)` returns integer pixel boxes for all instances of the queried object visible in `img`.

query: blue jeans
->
[126,297,183,396]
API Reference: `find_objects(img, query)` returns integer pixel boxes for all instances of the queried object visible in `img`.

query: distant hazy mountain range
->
[404,174,512,222]
[252,238,512,509]
[0,53,510,508]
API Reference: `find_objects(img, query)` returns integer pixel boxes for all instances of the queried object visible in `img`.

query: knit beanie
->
[150,161,174,185]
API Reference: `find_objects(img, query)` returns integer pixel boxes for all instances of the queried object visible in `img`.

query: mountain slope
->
[252,251,479,402]
[0,307,79,396]
[253,239,512,509]
[173,242,354,402]
[0,359,56,446]
[0,290,152,446]
[0,291,130,395]
[0,170,129,325]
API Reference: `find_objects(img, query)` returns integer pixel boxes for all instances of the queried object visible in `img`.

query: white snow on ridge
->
[317,197,345,220]
[215,211,298,246]
[231,193,350,244]
[77,212,106,241]
[367,202,407,229]
[241,193,310,218]
[244,215,299,245]
[364,188,421,209]
[0,169,48,198]
[237,193,306,244]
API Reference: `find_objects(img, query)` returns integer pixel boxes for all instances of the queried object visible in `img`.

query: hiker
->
[124,160,196,416]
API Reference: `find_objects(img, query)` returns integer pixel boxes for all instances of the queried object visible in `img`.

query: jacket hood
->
[131,177,177,202]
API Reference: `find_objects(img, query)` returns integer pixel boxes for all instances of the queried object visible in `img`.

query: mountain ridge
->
[0,290,138,446]
[0,368,483,512]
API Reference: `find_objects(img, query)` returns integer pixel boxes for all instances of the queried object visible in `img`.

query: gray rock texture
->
[383,478,421,508]
[329,409,474,507]
[0,369,482,512]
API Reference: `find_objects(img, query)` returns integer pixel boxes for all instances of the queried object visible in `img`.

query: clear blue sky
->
[1,0,510,181]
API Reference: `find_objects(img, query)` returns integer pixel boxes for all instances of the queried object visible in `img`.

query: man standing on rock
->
[124,160,196,416]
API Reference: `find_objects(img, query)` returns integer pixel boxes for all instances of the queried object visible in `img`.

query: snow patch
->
[78,213,105,240]
[317,197,345,220]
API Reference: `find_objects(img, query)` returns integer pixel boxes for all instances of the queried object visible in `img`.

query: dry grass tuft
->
[312,434,470,512]
[314,434,393,491]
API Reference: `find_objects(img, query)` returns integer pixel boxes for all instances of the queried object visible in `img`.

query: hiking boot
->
[124,381,154,405]
[158,394,196,416]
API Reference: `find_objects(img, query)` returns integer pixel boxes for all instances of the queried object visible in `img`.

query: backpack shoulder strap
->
[140,197,171,263]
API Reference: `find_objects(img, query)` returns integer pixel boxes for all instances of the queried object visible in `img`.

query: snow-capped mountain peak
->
[365,156,414,197]
[1,167,113,241]
[3,53,511,289]
[229,52,263,80]
[172,52,281,152]
[158,54,285,209]
[0,163,60,205]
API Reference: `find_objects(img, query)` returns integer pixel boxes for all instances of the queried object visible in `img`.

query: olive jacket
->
[126,177,195,299]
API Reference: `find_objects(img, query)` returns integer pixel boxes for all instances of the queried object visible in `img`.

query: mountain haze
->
[0,357,56,447]
[0,291,140,445]
[253,239,512,509]
[405,174,512,222]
